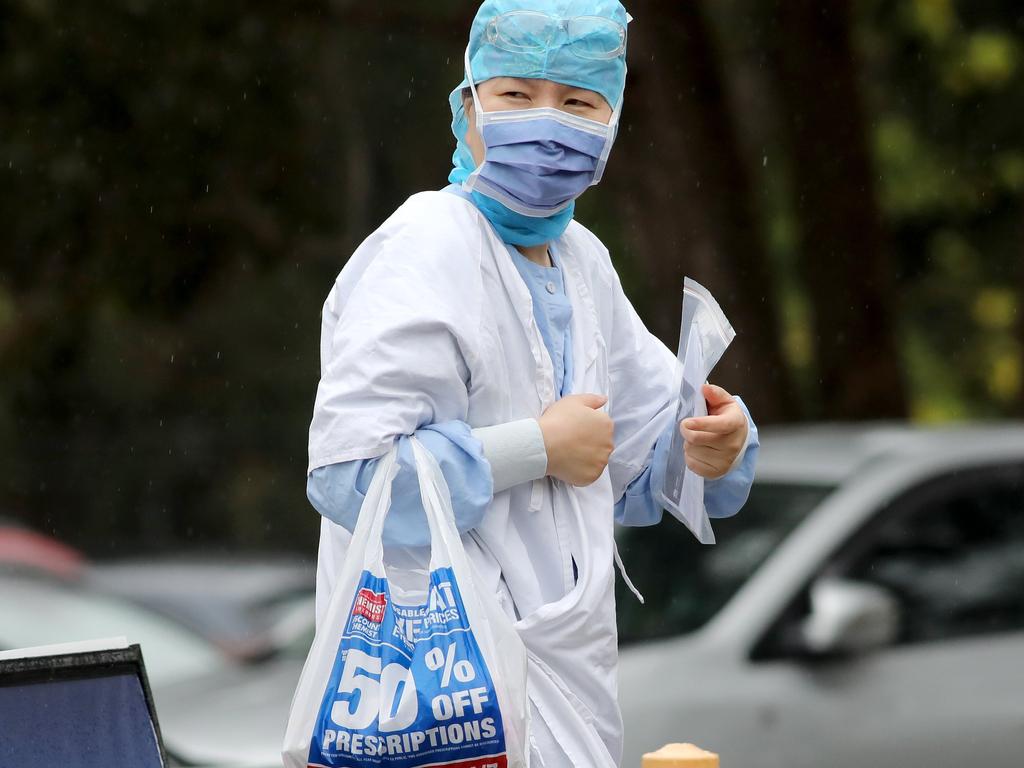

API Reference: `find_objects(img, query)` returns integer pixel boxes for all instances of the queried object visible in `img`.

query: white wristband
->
[471,419,548,493]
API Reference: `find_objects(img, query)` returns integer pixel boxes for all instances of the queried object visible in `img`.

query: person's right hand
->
[538,393,614,487]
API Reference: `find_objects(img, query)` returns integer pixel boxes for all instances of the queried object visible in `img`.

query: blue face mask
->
[466,107,614,216]
[449,130,577,247]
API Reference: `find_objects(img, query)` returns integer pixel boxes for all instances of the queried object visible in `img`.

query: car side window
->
[839,463,1024,645]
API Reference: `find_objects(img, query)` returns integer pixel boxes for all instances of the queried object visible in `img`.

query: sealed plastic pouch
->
[653,277,736,544]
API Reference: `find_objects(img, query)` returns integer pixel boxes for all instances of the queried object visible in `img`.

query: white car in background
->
[616,423,1024,768]
[0,569,229,691]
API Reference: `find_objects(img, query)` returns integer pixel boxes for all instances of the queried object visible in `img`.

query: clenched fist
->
[538,393,615,487]
[680,383,748,480]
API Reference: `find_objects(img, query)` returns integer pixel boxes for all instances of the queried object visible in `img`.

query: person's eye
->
[503,91,529,99]
[566,98,595,109]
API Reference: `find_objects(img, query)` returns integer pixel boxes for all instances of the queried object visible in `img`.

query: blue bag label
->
[308,566,508,768]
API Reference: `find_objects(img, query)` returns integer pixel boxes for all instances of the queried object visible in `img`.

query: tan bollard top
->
[642,743,720,768]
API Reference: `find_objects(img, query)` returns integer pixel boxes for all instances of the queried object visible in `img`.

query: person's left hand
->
[679,383,748,480]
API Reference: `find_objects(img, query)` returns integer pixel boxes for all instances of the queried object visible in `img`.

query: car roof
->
[754,421,1024,485]
[0,526,87,579]
[88,555,314,603]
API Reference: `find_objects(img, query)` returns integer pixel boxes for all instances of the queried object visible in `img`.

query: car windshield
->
[0,572,230,687]
[615,482,833,645]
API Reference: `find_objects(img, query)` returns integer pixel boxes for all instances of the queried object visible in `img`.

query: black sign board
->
[0,644,168,767]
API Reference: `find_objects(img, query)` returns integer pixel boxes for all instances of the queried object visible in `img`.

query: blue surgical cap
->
[448,0,630,132]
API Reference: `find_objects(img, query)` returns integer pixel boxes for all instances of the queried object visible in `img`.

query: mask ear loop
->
[465,44,485,131]
[592,72,624,186]
[462,45,487,195]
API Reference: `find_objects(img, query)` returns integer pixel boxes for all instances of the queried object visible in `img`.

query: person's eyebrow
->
[563,89,601,102]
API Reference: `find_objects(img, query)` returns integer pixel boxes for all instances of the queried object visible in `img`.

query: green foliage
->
[858,0,1024,419]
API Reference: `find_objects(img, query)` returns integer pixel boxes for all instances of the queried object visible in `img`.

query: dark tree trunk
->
[606,0,797,423]
[1017,203,1024,419]
[765,0,907,420]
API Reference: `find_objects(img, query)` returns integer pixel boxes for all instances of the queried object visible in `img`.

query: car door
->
[752,462,1024,768]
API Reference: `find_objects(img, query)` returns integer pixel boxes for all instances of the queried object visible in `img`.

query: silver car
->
[617,423,1024,768]
[87,555,316,661]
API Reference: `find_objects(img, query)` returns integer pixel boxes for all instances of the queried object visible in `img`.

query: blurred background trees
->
[1,0,1021,554]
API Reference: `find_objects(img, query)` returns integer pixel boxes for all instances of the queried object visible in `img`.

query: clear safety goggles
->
[482,11,627,61]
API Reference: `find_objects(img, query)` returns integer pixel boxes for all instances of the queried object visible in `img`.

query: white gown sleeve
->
[307,194,485,471]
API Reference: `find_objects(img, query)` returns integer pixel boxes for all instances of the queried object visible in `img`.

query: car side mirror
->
[799,578,900,656]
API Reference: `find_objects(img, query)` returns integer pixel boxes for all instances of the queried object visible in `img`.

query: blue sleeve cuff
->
[306,421,494,548]
[613,419,674,528]
[613,394,759,526]
[703,395,759,519]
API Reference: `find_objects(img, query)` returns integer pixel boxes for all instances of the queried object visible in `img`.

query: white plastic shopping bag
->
[653,277,736,544]
[283,438,529,768]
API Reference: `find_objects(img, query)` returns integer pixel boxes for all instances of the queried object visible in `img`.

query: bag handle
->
[408,437,467,573]
[352,436,466,577]
[346,443,400,577]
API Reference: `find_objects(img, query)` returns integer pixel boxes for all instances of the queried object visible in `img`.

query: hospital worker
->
[306,1,760,765]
